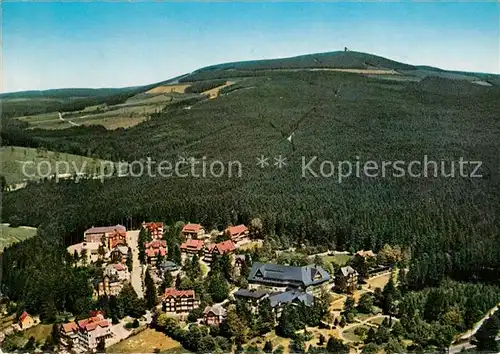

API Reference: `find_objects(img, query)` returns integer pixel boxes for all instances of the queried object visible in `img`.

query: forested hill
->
[3,62,500,290]
[193,50,417,72]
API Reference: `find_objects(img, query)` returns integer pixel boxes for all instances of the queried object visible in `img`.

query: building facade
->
[203,304,227,326]
[335,266,358,293]
[144,240,167,264]
[84,225,126,243]
[180,239,205,255]
[248,262,331,295]
[203,240,235,262]
[60,313,112,352]
[225,224,250,244]
[182,223,205,239]
[162,288,200,313]
[142,222,164,240]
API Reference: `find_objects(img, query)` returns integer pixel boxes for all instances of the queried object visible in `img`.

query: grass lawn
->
[0,224,37,250]
[323,254,351,266]
[367,316,387,326]
[23,324,52,342]
[245,330,291,353]
[107,328,182,353]
[238,240,262,251]
[355,312,375,321]
[342,325,370,342]
[200,262,209,276]
[365,272,392,290]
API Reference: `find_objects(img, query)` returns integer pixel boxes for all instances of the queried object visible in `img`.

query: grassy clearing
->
[0,146,111,184]
[146,84,191,94]
[0,224,37,250]
[367,316,386,326]
[342,325,370,342]
[17,93,178,130]
[23,324,52,342]
[323,254,351,266]
[107,328,182,353]
[245,330,291,353]
[200,262,209,276]
[365,272,392,290]
[238,240,263,251]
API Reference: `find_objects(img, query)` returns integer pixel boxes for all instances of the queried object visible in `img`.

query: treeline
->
[397,280,500,350]
[0,225,94,321]
[184,80,227,93]
[1,81,167,119]
[2,170,500,290]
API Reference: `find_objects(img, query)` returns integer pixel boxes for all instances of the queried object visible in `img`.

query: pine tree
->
[126,248,133,271]
[476,311,500,352]
[73,250,79,265]
[145,270,157,308]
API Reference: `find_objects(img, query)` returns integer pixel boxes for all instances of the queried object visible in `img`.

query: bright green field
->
[323,254,352,266]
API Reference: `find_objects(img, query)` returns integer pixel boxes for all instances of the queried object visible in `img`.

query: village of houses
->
[3,220,396,353]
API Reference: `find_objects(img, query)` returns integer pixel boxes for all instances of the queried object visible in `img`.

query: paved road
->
[459,302,499,341]
[127,230,144,298]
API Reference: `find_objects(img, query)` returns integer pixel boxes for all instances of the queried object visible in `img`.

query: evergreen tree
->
[326,337,348,353]
[357,293,374,314]
[207,274,229,303]
[220,253,233,281]
[187,254,202,280]
[145,270,157,308]
[126,248,133,271]
[73,250,79,264]
[257,298,275,335]
[476,310,500,352]
[117,283,146,318]
[276,304,301,338]
[263,340,273,353]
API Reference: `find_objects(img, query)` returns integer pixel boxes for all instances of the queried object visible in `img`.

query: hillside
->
[3,64,500,283]
[2,52,500,281]
[193,50,416,72]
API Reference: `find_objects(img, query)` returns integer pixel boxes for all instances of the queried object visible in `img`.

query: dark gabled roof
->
[268,290,314,308]
[159,260,178,269]
[234,288,268,299]
[203,304,227,317]
[248,262,330,287]
[339,266,358,277]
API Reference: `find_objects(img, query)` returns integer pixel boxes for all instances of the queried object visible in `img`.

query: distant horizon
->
[3,2,499,92]
[3,48,500,94]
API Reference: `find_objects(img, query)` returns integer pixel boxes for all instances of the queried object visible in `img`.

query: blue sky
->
[3,2,499,92]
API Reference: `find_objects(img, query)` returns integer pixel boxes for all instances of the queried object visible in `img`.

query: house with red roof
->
[180,239,205,255]
[182,223,205,239]
[144,240,167,264]
[162,288,200,313]
[18,311,35,329]
[203,240,236,262]
[108,229,127,249]
[142,222,164,240]
[225,224,250,244]
[60,313,112,351]
[104,263,130,281]
[84,224,127,249]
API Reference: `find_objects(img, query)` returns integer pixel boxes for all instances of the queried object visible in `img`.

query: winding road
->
[127,230,144,298]
[58,112,81,127]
